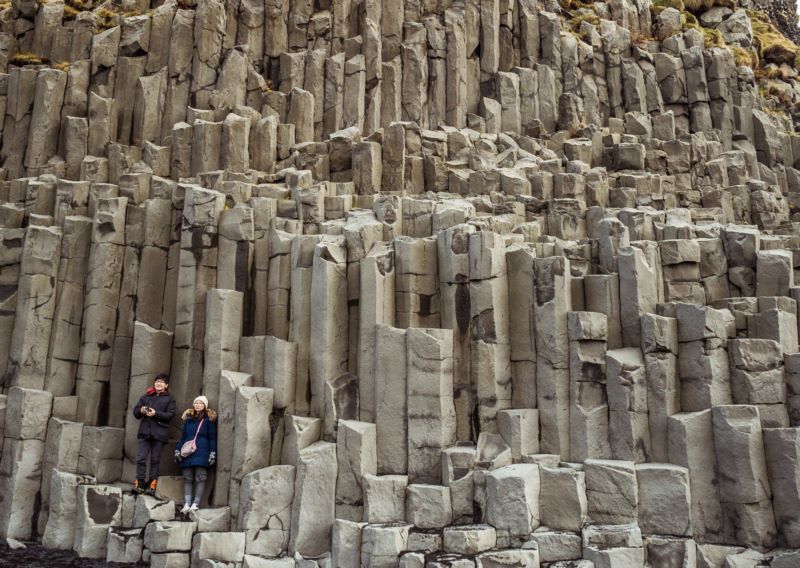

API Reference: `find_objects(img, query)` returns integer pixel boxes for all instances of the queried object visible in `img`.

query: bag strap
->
[192,418,205,443]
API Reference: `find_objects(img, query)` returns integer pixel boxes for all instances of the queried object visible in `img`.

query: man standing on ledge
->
[132,374,176,495]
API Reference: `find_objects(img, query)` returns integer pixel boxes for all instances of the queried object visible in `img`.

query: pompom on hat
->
[193,395,209,409]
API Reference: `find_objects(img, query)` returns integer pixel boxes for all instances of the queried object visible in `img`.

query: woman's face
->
[193,400,205,412]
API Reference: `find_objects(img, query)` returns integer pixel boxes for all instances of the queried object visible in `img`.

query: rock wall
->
[745,0,800,45]
[1,0,800,566]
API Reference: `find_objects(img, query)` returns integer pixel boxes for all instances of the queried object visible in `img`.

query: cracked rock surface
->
[3,0,800,566]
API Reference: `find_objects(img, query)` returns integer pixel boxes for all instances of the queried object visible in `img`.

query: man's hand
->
[208,452,216,466]
[145,407,156,417]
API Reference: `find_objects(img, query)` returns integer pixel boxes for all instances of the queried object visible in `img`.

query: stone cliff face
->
[747,0,800,44]
[2,0,800,566]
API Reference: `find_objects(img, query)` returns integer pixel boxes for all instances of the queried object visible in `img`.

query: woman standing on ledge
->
[175,395,217,514]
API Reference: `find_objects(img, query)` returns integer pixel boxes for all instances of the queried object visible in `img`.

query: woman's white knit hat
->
[193,395,209,409]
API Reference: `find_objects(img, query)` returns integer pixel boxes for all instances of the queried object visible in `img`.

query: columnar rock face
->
[4,0,800,565]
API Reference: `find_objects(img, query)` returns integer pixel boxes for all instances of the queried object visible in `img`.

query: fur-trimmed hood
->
[181,408,218,422]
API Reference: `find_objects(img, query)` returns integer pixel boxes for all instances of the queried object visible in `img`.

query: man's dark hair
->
[154,373,169,383]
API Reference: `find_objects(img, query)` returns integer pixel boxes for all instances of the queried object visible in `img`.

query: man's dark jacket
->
[133,388,176,443]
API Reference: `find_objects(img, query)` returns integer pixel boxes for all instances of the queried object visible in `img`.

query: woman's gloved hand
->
[208,451,216,466]
[174,450,181,464]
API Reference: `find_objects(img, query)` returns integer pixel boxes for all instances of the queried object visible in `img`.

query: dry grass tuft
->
[10,52,44,65]
[683,0,736,11]
[732,46,756,68]
[64,0,88,17]
[759,82,794,106]
[652,0,685,11]
[567,11,599,43]
[561,0,597,11]
[703,27,726,49]
[748,10,800,67]
[95,6,120,30]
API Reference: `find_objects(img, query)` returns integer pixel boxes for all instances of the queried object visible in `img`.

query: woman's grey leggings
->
[182,466,208,505]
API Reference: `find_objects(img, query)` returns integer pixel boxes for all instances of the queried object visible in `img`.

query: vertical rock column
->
[170,123,192,179]
[238,465,294,556]
[505,243,536,411]
[445,6,467,129]
[107,203,144,427]
[170,187,224,410]
[217,204,254,294]
[668,409,724,544]
[266,228,295,340]
[764,427,800,547]
[323,52,345,137]
[41,470,93,550]
[290,441,338,557]
[37,417,82,538]
[584,273,623,349]
[264,335,297,416]
[0,228,24,384]
[439,224,476,441]
[309,237,349,418]
[568,311,611,462]
[724,226,759,297]
[0,386,53,539]
[358,242,395,423]
[407,327,457,484]
[395,235,440,329]
[374,325,408,475]
[607,348,651,462]
[618,245,658,348]
[160,187,185,332]
[712,405,777,549]
[190,120,222,175]
[381,122,405,193]
[728,338,789,428]
[203,289,243,408]
[344,214,383,394]
[6,225,62,389]
[642,314,680,463]
[134,197,171,330]
[469,230,511,433]
[76,197,127,425]
[534,255,571,458]
[343,56,366,133]
[191,0,227,109]
[426,16,446,130]
[484,464,540,548]
[23,68,67,174]
[479,0,500,86]
[335,419,377,521]
[677,303,733,412]
[249,197,277,336]
[401,22,428,128]
[44,216,92,397]
[221,113,251,173]
[787,353,800,426]
[288,234,321,417]
[1,68,38,178]
[229,385,274,519]
[213,370,252,507]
